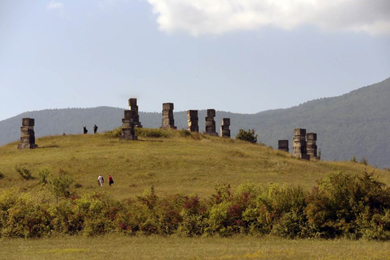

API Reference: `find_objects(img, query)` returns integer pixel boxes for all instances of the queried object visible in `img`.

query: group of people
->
[98,174,114,187]
[84,124,99,134]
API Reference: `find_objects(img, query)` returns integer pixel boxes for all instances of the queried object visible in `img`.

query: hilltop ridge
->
[1,77,390,167]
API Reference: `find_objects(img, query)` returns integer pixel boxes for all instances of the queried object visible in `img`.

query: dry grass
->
[1,235,390,260]
[0,130,385,200]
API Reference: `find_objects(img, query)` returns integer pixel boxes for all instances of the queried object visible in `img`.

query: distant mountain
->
[1,77,390,168]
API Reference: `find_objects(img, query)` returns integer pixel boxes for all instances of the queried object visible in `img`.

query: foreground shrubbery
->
[1,172,390,240]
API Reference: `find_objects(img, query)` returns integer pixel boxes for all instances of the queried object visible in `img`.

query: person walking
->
[98,175,104,186]
[93,124,98,134]
[108,175,114,186]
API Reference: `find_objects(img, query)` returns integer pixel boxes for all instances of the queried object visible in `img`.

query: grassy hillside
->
[1,77,390,168]
[0,129,385,200]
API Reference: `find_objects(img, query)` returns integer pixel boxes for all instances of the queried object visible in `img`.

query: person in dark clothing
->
[94,124,98,134]
[108,175,114,186]
[83,126,88,134]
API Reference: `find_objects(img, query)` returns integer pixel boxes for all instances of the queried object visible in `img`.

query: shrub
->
[350,156,357,163]
[15,165,34,180]
[306,171,390,239]
[360,157,368,165]
[179,129,191,137]
[236,129,258,143]
[38,168,50,185]
[48,174,74,203]
[104,127,122,138]
[135,128,172,138]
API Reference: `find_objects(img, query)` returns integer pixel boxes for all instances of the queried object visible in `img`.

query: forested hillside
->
[1,77,389,167]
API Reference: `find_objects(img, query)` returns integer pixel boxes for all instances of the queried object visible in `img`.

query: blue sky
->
[0,0,389,121]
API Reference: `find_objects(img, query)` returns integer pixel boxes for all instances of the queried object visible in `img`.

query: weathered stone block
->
[207,109,216,117]
[187,110,198,118]
[294,128,306,136]
[163,103,174,111]
[124,110,138,118]
[222,118,230,126]
[22,118,35,127]
[307,133,317,140]
[128,98,137,107]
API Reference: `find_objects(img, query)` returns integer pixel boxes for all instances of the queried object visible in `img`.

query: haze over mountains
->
[1,77,389,168]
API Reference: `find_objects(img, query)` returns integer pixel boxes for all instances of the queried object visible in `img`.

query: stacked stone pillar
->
[307,133,318,159]
[205,109,218,136]
[161,103,176,129]
[120,98,141,140]
[278,140,289,152]
[128,98,142,128]
[293,128,309,160]
[17,118,38,149]
[187,110,199,132]
[220,118,231,138]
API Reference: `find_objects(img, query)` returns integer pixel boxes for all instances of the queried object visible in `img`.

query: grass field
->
[0,130,386,200]
[1,130,390,259]
[1,235,390,260]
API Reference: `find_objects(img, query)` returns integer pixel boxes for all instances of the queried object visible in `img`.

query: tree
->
[235,129,258,143]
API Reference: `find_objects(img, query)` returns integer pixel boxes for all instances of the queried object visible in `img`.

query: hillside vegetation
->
[1,130,390,240]
[0,129,386,199]
[1,77,389,168]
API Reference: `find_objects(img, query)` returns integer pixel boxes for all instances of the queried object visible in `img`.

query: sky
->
[0,0,389,121]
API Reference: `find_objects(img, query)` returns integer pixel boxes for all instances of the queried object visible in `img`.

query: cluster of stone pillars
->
[278,128,318,160]
[17,118,38,149]
[120,98,142,140]
[118,100,232,140]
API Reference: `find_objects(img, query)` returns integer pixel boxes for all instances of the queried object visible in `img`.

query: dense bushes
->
[104,127,172,138]
[236,129,258,143]
[1,172,390,239]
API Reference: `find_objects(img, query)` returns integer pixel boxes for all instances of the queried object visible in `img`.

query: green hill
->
[0,129,386,200]
[1,77,390,167]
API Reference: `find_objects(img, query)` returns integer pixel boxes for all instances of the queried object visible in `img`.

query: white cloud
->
[147,0,390,36]
[46,1,64,11]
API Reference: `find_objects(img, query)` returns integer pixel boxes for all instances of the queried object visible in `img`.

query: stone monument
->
[120,98,140,140]
[17,118,38,149]
[161,103,176,129]
[307,133,318,159]
[128,98,142,128]
[205,109,218,136]
[293,128,309,160]
[220,118,231,138]
[278,140,289,152]
[187,110,199,132]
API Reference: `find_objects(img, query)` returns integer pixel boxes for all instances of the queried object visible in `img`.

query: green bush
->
[104,127,122,138]
[236,129,258,143]
[1,172,390,239]
[15,165,34,180]
[179,129,191,137]
[135,128,172,138]
[38,168,50,185]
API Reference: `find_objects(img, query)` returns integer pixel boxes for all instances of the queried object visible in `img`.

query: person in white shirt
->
[98,175,104,186]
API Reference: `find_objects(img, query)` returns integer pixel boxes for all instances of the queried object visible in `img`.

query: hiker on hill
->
[94,124,98,134]
[98,175,104,186]
[108,175,114,186]
[83,126,88,134]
